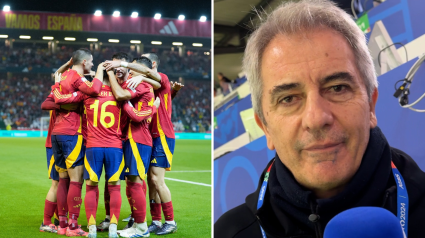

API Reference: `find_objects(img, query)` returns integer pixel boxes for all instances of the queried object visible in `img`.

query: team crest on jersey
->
[149,88,153,93]
[60,75,67,81]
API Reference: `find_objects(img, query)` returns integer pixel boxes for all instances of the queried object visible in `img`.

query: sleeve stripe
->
[53,88,72,99]
[84,80,94,87]
[132,108,152,116]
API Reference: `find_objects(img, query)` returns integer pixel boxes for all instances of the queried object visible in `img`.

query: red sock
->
[126,185,133,216]
[150,200,162,221]
[95,185,99,212]
[67,181,83,230]
[108,185,121,224]
[57,178,70,228]
[128,181,146,223]
[104,182,110,216]
[43,200,57,225]
[142,180,147,195]
[162,201,174,221]
[54,206,59,220]
[84,185,98,226]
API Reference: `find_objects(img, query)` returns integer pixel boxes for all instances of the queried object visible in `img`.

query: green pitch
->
[0,138,211,238]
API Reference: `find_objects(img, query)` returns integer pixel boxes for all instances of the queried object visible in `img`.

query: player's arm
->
[170,81,184,99]
[41,94,60,110]
[55,58,73,74]
[107,70,132,101]
[104,60,161,82]
[126,75,161,90]
[123,97,160,123]
[73,64,103,96]
[52,87,85,105]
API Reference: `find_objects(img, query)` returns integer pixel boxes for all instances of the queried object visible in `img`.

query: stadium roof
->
[4,0,211,20]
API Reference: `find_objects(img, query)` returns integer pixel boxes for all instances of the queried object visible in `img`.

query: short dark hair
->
[133,56,153,69]
[143,53,160,67]
[72,48,92,65]
[112,52,131,62]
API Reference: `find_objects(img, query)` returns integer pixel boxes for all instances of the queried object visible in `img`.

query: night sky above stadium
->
[3,0,211,20]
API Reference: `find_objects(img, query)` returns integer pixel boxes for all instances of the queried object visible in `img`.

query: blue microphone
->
[324,207,405,238]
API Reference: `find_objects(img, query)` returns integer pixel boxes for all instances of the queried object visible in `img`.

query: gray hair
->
[243,0,377,124]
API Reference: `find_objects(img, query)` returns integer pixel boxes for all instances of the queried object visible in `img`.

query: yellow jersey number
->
[89,100,116,128]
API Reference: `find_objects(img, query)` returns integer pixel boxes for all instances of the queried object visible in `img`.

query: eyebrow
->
[320,72,354,85]
[268,72,354,104]
[270,82,301,104]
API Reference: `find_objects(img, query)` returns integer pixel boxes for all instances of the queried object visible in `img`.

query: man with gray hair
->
[214,0,425,237]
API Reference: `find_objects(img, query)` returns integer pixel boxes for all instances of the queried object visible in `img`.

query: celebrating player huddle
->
[40,49,183,238]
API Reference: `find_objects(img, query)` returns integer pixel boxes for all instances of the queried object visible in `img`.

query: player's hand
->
[103,60,121,71]
[153,96,160,108]
[126,76,143,89]
[97,63,105,71]
[89,70,95,77]
[171,81,184,91]
[54,72,61,83]
[60,103,79,111]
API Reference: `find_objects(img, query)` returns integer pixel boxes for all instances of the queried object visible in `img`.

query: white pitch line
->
[167,170,211,173]
[164,177,211,187]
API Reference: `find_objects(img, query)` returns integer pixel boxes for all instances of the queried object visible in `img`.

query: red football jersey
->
[123,82,156,146]
[150,72,175,139]
[43,94,57,148]
[52,69,102,136]
[84,85,122,148]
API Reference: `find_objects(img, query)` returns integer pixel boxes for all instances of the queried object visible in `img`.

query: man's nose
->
[301,92,334,133]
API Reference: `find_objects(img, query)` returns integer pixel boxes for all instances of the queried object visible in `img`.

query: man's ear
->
[369,87,378,128]
[152,61,157,69]
[254,113,275,150]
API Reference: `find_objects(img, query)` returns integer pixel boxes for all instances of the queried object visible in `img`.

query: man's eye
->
[331,85,346,93]
[280,96,294,104]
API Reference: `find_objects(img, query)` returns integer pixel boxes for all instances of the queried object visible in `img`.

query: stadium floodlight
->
[113,11,120,17]
[172,42,183,46]
[154,13,161,19]
[94,10,102,16]
[200,16,207,22]
[151,41,162,45]
[131,12,138,18]
[130,40,141,44]
[65,37,76,41]
[19,35,31,39]
[3,5,10,12]
[178,15,185,20]
[0,35,8,38]
[87,38,98,42]
[109,39,119,43]
[42,36,54,40]
[193,43,203,47]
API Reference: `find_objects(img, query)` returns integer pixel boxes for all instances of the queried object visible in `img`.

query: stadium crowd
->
[0,44,210,75]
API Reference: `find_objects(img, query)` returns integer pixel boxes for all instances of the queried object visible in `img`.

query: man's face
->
[256,28,378,196]
[83,55,94,74]
[113,58,127,79]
